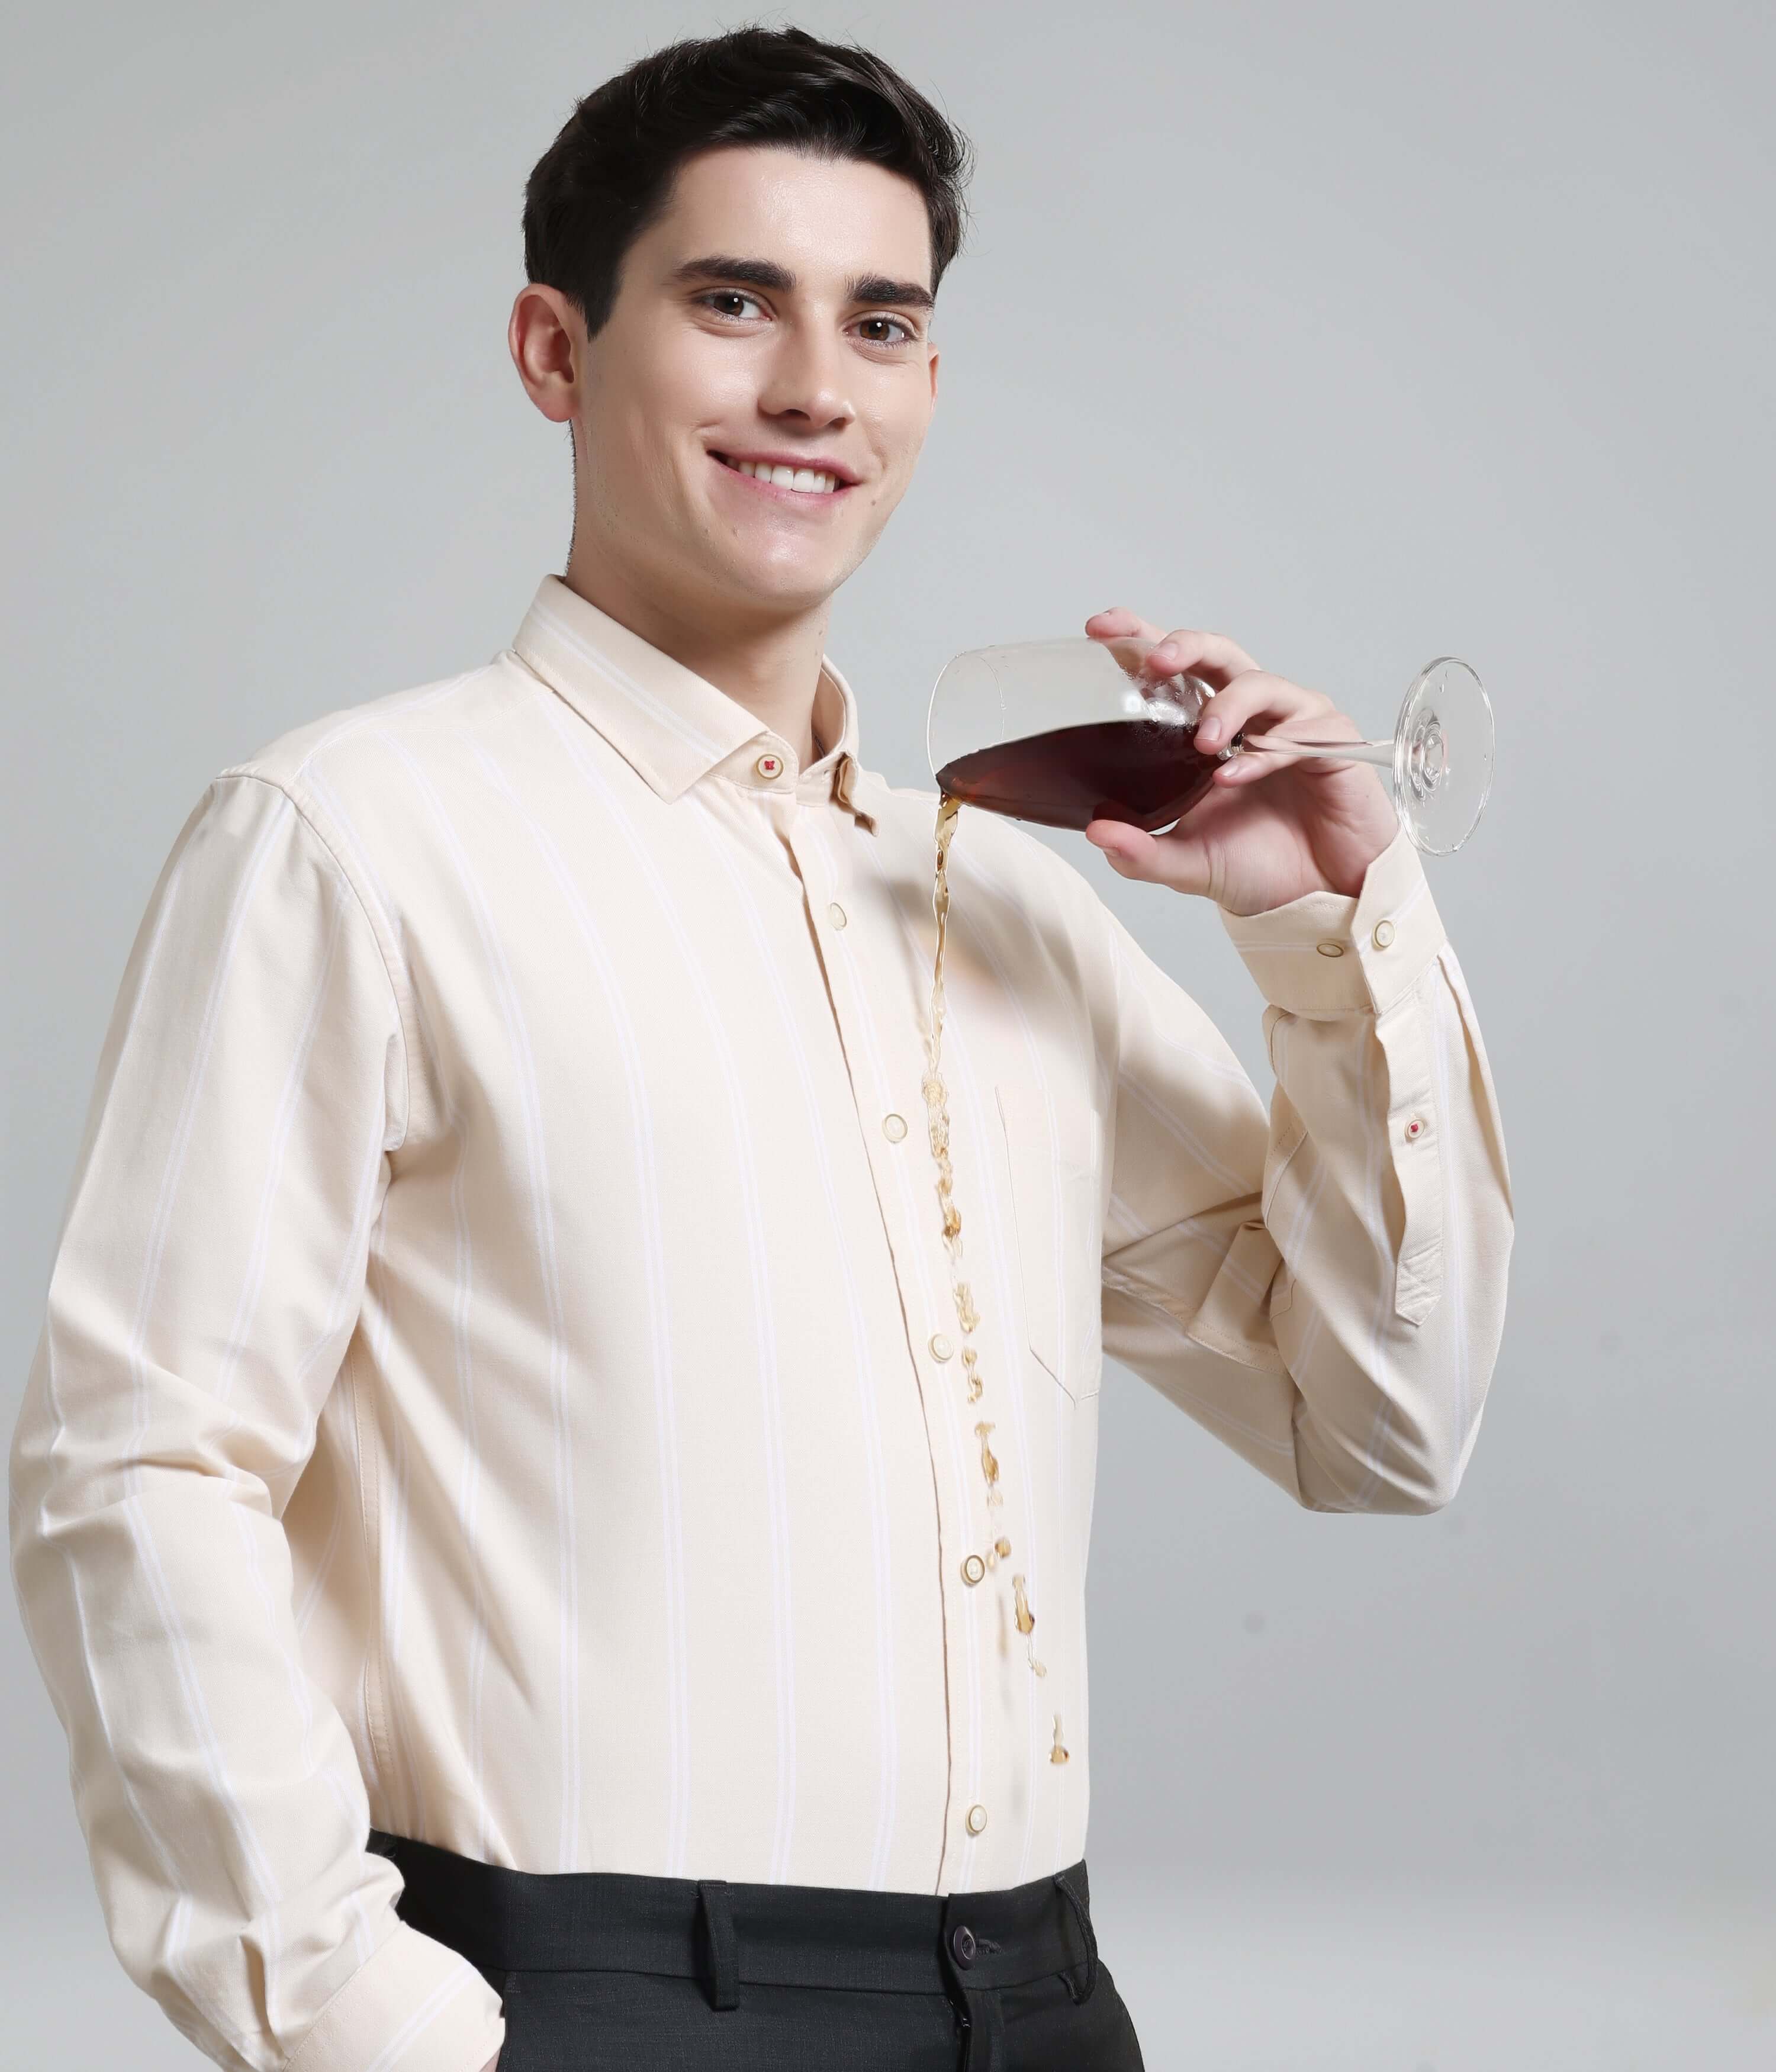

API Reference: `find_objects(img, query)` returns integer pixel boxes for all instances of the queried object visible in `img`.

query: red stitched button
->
[1405,1115,1424,1140]
[754,752,784,779]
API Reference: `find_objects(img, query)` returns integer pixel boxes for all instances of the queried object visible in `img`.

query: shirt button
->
[964,1803,989,1836]
[950,1923,978,1966]
[882,1112,907,1141]
[1315,941,1345,958]
[754,752,784,780]
[828,902,848,929]
[961,1553,986,1585]
[929,1333,953,1360]
[1404,1114,1426,1141]
[1372,919,1397,948]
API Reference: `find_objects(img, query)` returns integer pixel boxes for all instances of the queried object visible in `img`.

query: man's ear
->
[509,282,582,427]
[928,343,940,406]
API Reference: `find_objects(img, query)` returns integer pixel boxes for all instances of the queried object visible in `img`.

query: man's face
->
[570,145,941,621]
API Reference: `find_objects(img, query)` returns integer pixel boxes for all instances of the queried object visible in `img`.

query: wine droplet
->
[925,792,1054,1712]
[1012,1573,1035,1637]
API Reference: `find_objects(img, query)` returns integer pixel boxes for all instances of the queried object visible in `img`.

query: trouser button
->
[950,1923,977,1966]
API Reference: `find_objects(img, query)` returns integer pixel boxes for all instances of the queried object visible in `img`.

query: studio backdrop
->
[4,3,1771,2066]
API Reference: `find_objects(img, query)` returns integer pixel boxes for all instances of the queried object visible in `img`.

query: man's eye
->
[702,291,765,321]
[857,316,915,346]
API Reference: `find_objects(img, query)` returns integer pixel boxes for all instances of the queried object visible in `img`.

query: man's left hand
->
[1080,607,1400,915]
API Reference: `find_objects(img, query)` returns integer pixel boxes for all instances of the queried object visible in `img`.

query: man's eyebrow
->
[667,255,935,313]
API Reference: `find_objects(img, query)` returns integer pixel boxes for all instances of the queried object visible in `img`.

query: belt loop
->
[1052,1870,1099,2003]
[696,1879,740,2011]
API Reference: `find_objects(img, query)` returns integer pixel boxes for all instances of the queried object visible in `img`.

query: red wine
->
[935,716,1220,833]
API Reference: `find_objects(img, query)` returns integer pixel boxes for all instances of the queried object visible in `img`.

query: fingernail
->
[1198,716,1221,742]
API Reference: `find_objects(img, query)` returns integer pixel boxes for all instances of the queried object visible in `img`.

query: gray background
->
[4,2,1771,2065]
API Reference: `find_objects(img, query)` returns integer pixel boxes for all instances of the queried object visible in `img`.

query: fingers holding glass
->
[1144,628,1260,689]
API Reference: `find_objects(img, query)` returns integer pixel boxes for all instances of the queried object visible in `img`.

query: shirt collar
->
[508,573,861,804]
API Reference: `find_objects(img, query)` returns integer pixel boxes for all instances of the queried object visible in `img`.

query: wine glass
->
[925,636,1494,855]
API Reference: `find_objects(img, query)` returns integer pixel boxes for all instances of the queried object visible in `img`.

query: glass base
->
[1394,659,1494,854]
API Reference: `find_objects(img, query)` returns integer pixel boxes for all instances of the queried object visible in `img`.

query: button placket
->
[787,818,996,1888]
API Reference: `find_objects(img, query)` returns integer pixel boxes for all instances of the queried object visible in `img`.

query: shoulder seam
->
[286,667,486,786]
[215,768,416,1153]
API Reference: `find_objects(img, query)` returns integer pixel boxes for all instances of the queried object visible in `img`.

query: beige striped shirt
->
[9,573,1513,2072]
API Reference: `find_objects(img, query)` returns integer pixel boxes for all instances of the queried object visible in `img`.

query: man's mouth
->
[710,451,850,497]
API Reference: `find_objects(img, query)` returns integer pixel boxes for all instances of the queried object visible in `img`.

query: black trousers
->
[369,1828,1146,2070]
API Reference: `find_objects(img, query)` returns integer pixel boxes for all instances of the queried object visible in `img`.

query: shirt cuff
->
[1218,822,1446,1016]
[282,1917,505,2072]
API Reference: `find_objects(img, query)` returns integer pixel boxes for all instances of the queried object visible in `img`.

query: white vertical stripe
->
[376,728,582,1868]
[365,1192,429,1841]
[469,736,692,1874]
[1270,1013,1333,1440]
[538,697,797,1878]
[1352,1009,1399,1508]
[446,1112,496,1864]
[732,806,900,1888]
[213,877,350,1424]
[1431,954,1472,1481]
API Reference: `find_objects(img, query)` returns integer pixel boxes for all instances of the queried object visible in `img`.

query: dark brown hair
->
[522,24,973,338]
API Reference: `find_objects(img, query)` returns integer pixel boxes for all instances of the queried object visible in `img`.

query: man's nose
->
[757,322,855,430]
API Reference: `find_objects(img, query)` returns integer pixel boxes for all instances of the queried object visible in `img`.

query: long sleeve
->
[1098,823,1514,1511]
[8,773,505,2072]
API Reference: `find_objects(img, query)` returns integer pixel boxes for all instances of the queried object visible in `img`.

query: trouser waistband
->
[367,1826,1101,2012]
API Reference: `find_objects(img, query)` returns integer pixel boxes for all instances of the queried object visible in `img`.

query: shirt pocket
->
[995,1079,1103,1402]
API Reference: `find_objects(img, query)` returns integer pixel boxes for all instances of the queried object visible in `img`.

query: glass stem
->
[1231,729,1395,770]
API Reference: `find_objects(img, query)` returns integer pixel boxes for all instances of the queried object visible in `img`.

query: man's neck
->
[562,551,831,770]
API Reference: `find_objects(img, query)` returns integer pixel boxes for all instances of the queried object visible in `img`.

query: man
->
[9,24,1512,2072]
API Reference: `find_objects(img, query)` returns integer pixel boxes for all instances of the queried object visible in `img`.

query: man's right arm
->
[8,773,504,2072]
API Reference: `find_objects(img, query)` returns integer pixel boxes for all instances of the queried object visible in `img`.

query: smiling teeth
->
[727,457,839,494]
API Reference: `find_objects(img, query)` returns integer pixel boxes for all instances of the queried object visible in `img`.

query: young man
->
[9,25,1512,2072]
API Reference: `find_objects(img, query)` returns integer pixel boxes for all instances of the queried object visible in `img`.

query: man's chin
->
[710,551,857,619]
